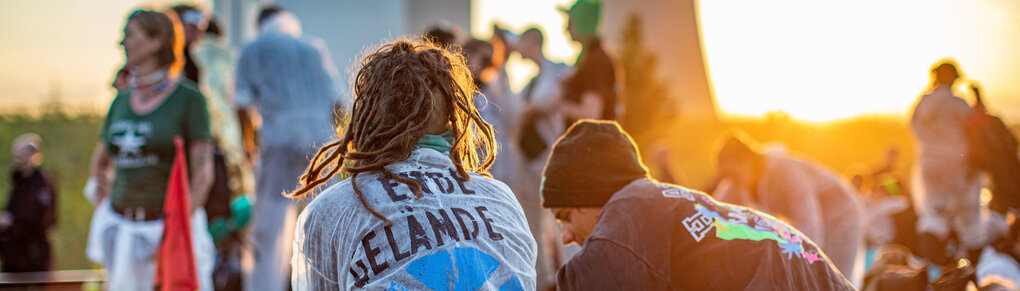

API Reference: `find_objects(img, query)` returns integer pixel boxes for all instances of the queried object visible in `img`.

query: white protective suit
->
[291,148,537,290]
[910,85,988,249]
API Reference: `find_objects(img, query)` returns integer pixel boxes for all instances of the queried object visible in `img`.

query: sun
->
[698,0,1020,122]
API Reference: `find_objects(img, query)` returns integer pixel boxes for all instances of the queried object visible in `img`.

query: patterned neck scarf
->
[129,68,175,98]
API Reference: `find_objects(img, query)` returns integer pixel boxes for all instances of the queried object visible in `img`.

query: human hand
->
[553,99,570,113]
[0,212,13,229]
[97,179,110,199]
[92,176,111,205]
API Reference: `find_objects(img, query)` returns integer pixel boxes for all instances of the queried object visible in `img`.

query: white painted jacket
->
[292,148,537,290]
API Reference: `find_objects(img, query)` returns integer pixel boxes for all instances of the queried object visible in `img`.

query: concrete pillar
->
[603,0,718,120]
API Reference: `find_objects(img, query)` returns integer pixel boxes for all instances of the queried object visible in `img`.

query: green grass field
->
[0,110,1014,270]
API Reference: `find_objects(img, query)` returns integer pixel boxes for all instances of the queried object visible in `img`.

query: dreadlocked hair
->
[287,38,497,227]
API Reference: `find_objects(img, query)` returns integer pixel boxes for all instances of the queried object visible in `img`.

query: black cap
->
[541,120,649,208]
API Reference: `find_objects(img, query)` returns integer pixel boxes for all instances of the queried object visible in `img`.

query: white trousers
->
[247,148,306,291]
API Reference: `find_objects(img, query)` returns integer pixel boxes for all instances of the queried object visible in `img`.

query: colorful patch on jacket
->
[682,203,823,264]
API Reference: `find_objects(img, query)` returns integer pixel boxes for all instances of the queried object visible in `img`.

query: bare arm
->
[189,140,214,211]
[234,46,261,161]
[557,91,603,121]
[88,141,113,203]
[237,108,259,161]
[971,83,985,110]
[712,179,754,206]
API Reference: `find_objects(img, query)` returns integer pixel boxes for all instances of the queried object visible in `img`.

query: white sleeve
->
[529,64,570,110]
[291,206,314,290]
[291,205,343,290]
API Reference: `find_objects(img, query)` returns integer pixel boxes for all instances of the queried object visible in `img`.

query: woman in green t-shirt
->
[85,9,215,290]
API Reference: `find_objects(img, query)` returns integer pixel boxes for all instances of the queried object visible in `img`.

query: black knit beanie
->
[541,120,649,208]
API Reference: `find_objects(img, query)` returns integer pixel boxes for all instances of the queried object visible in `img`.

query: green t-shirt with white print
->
[100,81,211,215]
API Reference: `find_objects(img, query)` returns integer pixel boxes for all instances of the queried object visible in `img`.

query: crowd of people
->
[3,0,1020,290]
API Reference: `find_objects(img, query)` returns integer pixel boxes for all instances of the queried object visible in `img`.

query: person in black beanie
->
[541,120,855,290]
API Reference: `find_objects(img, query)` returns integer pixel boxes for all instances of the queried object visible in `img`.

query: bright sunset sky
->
[1,0,1019,122]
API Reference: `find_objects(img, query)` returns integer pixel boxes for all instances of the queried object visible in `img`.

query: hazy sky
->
[0,0,205,113]
[2,0,1019,122]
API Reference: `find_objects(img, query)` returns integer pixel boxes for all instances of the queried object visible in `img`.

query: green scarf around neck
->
[415,131,455,153]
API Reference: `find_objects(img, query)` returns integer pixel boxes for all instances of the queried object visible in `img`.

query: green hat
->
[563,0,602,38]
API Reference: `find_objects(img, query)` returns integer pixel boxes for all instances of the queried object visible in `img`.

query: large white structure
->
[209,0,713,119]
[211,0,471,100]
[603,0,717,120]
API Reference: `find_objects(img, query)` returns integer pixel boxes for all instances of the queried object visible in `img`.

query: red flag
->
[154,137,199,290]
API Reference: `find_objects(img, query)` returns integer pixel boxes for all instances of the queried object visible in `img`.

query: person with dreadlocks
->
[289,39,537,290]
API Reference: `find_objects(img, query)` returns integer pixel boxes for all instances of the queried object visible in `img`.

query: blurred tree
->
[618,13,674,147]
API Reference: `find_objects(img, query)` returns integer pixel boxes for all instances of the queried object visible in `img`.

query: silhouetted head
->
[205,16,222,40]
[171,4,204,44]
[931,59,961,87]
[11,133,43,175]
[489,25,512,67]
[562,0,601,43]
[462,39,495,87]
[517,27,545,62]
[884,148,899,169]
[851,174,865,192]
[288,39,496,226]
[423,23,457,48]
[121,9,184,76]
[716,131,764,188]
[256,4,284,30]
